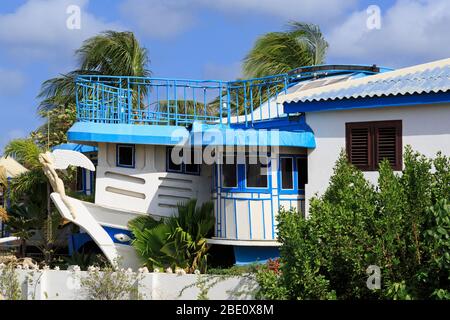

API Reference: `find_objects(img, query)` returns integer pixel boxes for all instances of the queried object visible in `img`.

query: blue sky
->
[1,0,450,151]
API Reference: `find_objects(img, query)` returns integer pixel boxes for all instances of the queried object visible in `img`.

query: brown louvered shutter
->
[375,121,402,171]
[346,123,373,171]
[346,120,402,171]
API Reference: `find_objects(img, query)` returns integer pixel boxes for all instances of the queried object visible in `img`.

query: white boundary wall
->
[13,270,258,300]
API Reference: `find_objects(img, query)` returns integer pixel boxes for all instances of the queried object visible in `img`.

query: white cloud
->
[327,0,450,67]
[0,68,26,95]
[0,0,123,67]
[120,0,358,38]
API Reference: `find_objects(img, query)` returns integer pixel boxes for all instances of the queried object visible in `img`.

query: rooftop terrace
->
[75,65,384,128]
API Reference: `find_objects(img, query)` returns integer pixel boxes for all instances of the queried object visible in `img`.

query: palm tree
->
[243,22,328,78]
[77,31,150,78]
[38,31,150,111]
[4,139,63,260]
[129,199,214,272]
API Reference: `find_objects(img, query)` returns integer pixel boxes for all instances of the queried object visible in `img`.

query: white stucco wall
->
[305,103,450,215]
[13,270,258,300]
[95,143,212,217]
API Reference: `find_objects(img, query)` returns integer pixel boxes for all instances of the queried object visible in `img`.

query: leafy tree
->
[243,22,328,78]
[258,148,450,300]
[129,199,214,273]
[3,139,63,262]
[5,202,41,257]
[36,31,150,148]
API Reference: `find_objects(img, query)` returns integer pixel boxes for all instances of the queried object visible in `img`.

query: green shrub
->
[129,199,214,273]
[259,148,450,300]
[77,265,142,300]
[0,263,22,300]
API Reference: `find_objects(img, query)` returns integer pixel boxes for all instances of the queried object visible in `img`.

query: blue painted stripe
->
[284,91,450,114]
[234,199,238,239]
[247,200,252,240]
[261,200,266,240]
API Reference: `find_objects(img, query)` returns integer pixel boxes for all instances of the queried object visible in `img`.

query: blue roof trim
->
[284,91,450,114]
[52,143,98,153]
[67,117,316,148]
[68,122,189,145]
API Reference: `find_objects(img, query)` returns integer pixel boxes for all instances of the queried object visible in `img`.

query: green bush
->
[129,199,215,273]
[260,147,450,300]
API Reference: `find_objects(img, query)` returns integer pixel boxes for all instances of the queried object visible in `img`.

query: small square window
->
[246,156,268,188]
[167,147,182,172]
[185,148,201,174]
[280,157,294,189]
[117,144,135,168]
[167,147,201,175]
[222,155,237,188]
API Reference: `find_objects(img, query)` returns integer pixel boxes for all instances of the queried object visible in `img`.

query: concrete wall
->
[95,143,212,217]
[305,103,450,215]
[14,270,258,300]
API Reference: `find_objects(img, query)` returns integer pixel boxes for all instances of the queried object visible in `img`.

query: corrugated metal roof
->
[278,58,450,104]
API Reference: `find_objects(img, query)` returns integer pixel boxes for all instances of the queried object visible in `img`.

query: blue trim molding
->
[278,154,307,195]
[284,92,450,114]
[68,122,189,146]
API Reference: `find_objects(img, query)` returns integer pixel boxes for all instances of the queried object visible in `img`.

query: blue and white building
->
[57,58,450,266]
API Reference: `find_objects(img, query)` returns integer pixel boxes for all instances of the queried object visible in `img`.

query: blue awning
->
[190,120,315,148]
[67,119,315,148]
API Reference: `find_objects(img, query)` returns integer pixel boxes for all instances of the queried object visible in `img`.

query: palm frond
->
[288,21,328,65]
[0,207,8,222]
[8,170,47,202]
[76,31,150,78]
[4,139,42,169]
[243,22,328,78]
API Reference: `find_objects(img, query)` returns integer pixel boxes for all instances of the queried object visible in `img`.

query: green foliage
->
[62,251,108,271]
[77,265,142,300]
[0,263,22,300]
[129,199,215,273]
[259,148,450,300]
[4,139,42,169]
[207,264,259,276]
[31,105,77,148]
[255,265,289,300]
[243,22,328,78]
[77,31,150,78]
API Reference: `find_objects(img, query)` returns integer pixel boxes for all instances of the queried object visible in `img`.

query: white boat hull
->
[50,193,143,270]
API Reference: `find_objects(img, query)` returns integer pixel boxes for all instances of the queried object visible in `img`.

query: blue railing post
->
[243,82,248,126]
[226,85,231,124]
[75,80,80,120]
[219,82,223,125]
[127,77,132,124]
[174,80,178,126]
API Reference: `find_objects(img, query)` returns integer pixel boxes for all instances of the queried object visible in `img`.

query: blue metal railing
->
[75,74,289,127]
[75,64,383,127]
